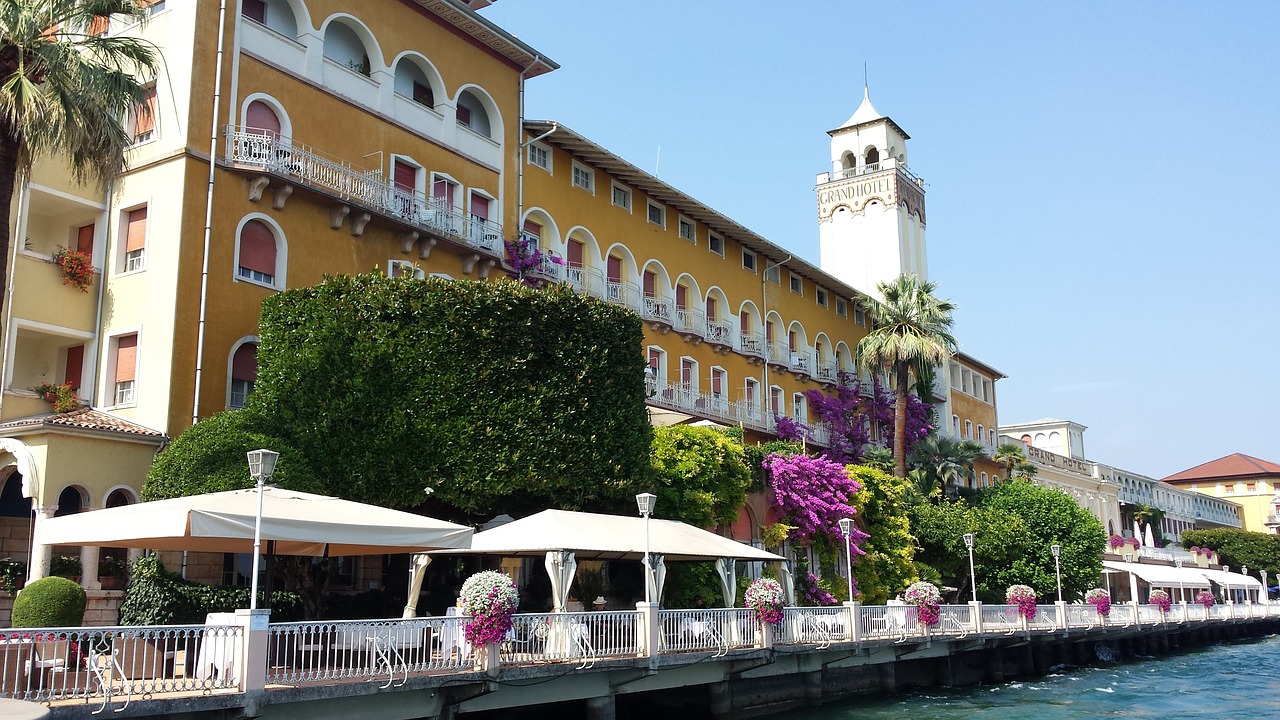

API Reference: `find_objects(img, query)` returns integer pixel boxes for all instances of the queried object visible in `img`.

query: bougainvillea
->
[745,578,785,627]
[1108,535,1127,551]
[459,571,519,647]
[1006,584,1038,620]
[795,569,838,606]
[773,415,808,442]
[802,375,932,465]
[904,581,941,627]
[764,452,868,548]
[504,236,564,285]
[1085,588,1111,617]
[1148,589,1172,613]
[1195,590,1215,608]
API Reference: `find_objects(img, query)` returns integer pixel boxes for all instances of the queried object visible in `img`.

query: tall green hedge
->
[248,274,652,515]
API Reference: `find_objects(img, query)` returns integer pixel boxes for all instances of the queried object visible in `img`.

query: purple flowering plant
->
[764,453,868,549]
[504,236,564,285]
[1085,588,1111,617]
[1148,589,1172,613]
[904,581,941,627]
[1195,590,1215,608]
[801,374,932,464]
[1005,584,1037,620]
[459,570,519,648]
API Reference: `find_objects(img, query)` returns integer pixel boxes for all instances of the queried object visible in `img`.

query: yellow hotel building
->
[0,1,998,591]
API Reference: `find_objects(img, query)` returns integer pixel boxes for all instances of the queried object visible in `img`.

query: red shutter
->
[648,349,661,369]
[788,331,796,351]
[76,224,94,255]
[239,220,276,275]
[706,297,717,321]
[711,371,722,395]
[246,100,280,137]
[456,105,471,125]
[675,285,687,309]
[766,322,774,343]
[64,345,84,390]
[242,0,266,22]
[432,179,454,205]
[681,360,693,385]
[412,82,434,106]
[469,194,489,220]
[125,208,147,252]
[607,256,621,283]
[115,335,138,383]
[567,241,583,266]
[232,343,258,383]
[643,271,655,296]
[522,219,541,238]
[134,86,157,135]
[393,160,416,193]
[740,312,748,335]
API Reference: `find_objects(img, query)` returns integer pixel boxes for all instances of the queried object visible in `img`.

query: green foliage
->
[248,275,652,515]
[847,465,918,604]
[143,410,319,500]
[1182,528,1280,577]
[49,554,80,578]
[646,425,749,528]
[1132,504,1166,545]
[742,439,804,493]
[859,447,894,474]
[0,559,25,595]
[663,563,723,609]
[117,555,301,625]
[11,576,86,628]
[571,568,605,604]
[909,436,987,495]
[911,481,1105,602]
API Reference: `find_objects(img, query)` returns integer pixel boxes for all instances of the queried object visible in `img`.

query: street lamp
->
[1174,558,1186,603]
[246,449,279,611]
[636,493,657,603]
[838,518,855,603]
[1262,569,1270,605]
[963,532,977,603]
[1242,566,1249,604]
[1051,544,1063,603]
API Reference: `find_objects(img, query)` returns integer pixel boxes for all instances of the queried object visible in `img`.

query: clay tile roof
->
[0,407,165,440]
[1162,453,1280,483]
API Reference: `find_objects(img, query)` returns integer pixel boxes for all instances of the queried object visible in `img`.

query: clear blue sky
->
[485,1,1279,479]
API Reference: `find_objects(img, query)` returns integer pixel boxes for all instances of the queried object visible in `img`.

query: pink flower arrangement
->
[459,571,519,648]
[764,453,869,549]
[745,578,785,627]
[1107,535,1127,550]
[904,581,941,627]
[1005,584,1038,620]
[1195,590,1215,608]
[1085,588,1111,617]
[1148,589,1172,613]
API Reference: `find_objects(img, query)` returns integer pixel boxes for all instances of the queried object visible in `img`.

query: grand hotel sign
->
[816,169,923,223]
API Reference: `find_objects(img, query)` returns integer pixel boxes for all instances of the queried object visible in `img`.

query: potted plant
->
[0,558,26,595]
[1006,584,1038,621]
[744,578,785,629]
[1149,589,1172,614]
[97,555,128,590]
[51,246,94,292]
[1085,588,1111,617]
[904,581,941,627]
[458,570,518,651]
[30,382,79,413]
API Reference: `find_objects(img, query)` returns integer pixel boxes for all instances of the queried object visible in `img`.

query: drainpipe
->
[191,0,231,426]
[760,254,791,424]
[87,181,114,408]
[515,55,546,236]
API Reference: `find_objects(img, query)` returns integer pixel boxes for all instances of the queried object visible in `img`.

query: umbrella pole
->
[263,540,276,610]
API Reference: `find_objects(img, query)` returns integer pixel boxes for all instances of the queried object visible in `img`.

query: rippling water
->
[769,635,1280,719]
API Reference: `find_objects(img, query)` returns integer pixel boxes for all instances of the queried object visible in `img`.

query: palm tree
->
[856,275,957,478]
[0,0,158,314]
[993,442,1027,481]
[909,435,986,497]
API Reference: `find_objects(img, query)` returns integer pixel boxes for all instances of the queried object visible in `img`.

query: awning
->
[1101,560,1211,588]
[1199,568,1264,590]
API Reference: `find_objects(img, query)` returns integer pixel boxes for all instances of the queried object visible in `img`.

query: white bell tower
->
[816,86,927,299]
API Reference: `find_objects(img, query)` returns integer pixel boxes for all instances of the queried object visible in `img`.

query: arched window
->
[238,220,278,286]
[393,57,436,108]
[865,147,880,167]
[230,343,258,409]
[246,99,281,137]
[0,473,29,518]
[55,486,84,517]
[323,20,371,76]
[456,89,491,137]
[105,489,133,508]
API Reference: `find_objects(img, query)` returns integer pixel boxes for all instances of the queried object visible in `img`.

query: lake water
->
[768,634,1280,719]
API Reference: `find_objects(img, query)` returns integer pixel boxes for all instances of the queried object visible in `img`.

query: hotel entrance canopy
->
[1101,560,1211,588]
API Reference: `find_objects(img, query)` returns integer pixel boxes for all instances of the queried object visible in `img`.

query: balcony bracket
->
[272,184,293,210]
[418,238,437,261]
[478,259,497,280]
[329,205,350,230]
[682,334,703,346]
[462,253,481,275]
[648,323,670,335]
[350,213,372,237]
[398,231,420,254]
[247,175,271,202]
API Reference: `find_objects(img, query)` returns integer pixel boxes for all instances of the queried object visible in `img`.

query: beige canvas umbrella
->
[33,486,472,556]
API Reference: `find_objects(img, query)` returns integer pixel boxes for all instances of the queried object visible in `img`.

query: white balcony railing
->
[739,334,765,358]
[674,308,704,336]
[642,295,673,324]
[705,319,732,345]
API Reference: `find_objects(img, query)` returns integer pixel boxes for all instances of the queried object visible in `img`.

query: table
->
[194,613,238,683]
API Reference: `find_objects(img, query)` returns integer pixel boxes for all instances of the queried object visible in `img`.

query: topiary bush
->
[12,576,87,627]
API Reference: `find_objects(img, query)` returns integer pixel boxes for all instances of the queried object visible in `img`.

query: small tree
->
[646,425,749,529]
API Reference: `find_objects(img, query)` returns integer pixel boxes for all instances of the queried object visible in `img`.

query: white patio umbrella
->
[1144,524,1156,549]
[34,486,473,556]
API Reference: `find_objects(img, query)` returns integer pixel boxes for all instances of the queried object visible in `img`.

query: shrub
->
[12,576,87,627]
[118,555,301,625]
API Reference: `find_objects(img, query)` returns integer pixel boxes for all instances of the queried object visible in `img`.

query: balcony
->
[829,156,923,186]
[816,363,839,385]
[646,380,830,447]
[674,308,704,339]
[789,351,813,378]
[642,295,673,328]
[605,281,642,313]
[565,264,605,296]
[224,126,501,258]
[738,334,765,361]
[704,319,732,350]
[1266,515,1280,527]
[11,253,99,332]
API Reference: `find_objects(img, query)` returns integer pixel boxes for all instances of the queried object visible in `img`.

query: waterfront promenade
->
[2,599,1276,719]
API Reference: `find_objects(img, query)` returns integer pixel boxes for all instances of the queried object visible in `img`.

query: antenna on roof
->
[655,145,661,176]
[863,63,869,93]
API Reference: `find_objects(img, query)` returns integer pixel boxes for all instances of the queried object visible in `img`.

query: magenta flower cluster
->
[459,571,519,648]
[1005,584,1038,620]
[1085,588,1111,617]
[1148,589,1172,613]
[904,581,941,627]
[802,374,932,465]
[1195,590,1216,608]
[744,578,785,627]
[764,453,869,549]
[1189,546,1217,563]
[773,415,808,442]
[504,236,564,285]
[796,570,838,606]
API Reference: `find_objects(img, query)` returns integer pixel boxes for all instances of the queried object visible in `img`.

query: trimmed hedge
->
[12,576,86,627]
[117,556,301,625]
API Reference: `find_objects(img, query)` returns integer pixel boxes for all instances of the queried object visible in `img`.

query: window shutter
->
[242,0,266,23]
[89,15,109,35]
[740,312,748,335]
[125,208,148,252]
[643,271,655,296]
[238,220,276,275]
[456,105,471,125]
[76,224,94,255]
[64,345,84,390]
[115,335,138,383]
[675,285,687,309]
[711,371,722,395]
[705,297,716,321]
[246,100,280,137]
[522,219,541,238]
[393,160,416,193]
[606,256,621,283]
[412,81,434,106]
[469,194,489,220]
[567,241,583,266]
[432,179,454,205]
[232,343,258,383]
[134,86,157,135]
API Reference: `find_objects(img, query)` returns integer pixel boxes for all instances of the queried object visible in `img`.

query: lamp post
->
[1242,566,1249,604]
[838,518,855,602]
[963,532,977,603]
[1051,544,1063,603]
[1262,569,1269,605]
[1175,558,1186,603]
[246,449,279,611]
[636,493,657,603]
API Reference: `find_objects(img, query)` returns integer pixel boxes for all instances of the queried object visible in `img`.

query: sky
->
[483,1,1279,479]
